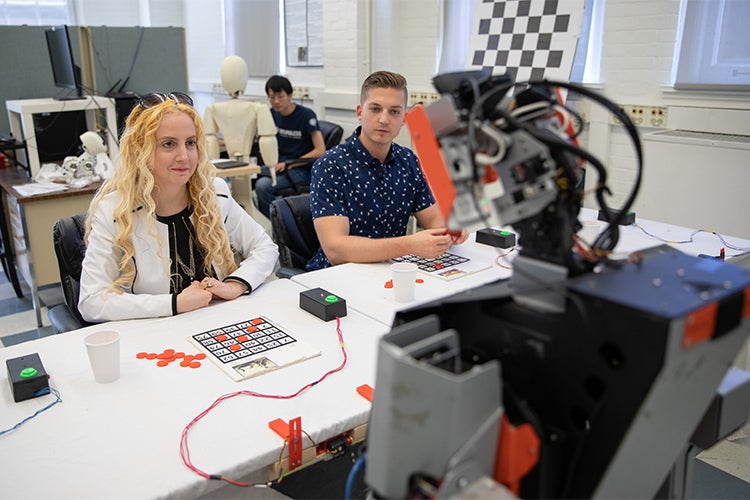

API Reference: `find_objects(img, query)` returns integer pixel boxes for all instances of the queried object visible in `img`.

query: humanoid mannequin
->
[204,55,278,185]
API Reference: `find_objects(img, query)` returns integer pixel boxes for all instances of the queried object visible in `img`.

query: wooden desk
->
[0,279,387,498]
[213,162,261,218]
[0,168,101,326]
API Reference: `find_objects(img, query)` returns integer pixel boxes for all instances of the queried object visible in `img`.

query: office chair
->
[269,194,320,278]
[48,213,93,333]
[274,120,345,197]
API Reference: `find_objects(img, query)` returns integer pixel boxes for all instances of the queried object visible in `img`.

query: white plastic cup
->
[391,262,418,302]
[84,330,121,383]
[577,220,603,243]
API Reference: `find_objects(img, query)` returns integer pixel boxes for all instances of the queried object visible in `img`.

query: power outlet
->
[212,82,223,94]
[408,91,440,106]
[297,86,311,100]
[649,106,667,127]
[611,105,667,128]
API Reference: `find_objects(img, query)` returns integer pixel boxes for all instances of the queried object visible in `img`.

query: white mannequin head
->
[80,131,107,155]
[221,55,249,98]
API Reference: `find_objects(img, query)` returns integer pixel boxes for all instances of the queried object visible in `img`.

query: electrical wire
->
[179,317,348,487]
[344,451,367,500]
[0,387,62,436]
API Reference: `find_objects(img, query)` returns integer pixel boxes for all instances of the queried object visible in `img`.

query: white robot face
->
[220,55,249,97]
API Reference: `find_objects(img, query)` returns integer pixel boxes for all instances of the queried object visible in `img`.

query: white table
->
[577,207,750,259]
[292,212,750,328]
[0,279,389,499]
[291,232,516,326]
[6,97,119,178]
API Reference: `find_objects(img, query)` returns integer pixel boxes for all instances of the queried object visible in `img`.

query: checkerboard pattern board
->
[191,317,296,365]
[392,252,471,274]
[469,0,584,82]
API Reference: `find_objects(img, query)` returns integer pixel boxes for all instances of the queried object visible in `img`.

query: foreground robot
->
[365,71,750,499]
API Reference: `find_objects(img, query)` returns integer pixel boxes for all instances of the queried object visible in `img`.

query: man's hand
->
[411,228,452,259]
[449,229,470,245]
[274,162,287,173]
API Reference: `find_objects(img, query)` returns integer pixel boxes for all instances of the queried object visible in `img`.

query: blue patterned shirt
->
[306,127,436,271]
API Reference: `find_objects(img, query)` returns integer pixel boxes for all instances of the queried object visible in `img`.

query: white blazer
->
[79,178,279,322]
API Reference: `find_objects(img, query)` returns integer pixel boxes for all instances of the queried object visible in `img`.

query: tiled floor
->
[0,274,60,347]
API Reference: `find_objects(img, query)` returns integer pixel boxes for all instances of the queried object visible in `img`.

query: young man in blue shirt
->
[307,70,467,271]
[255,75,325,218]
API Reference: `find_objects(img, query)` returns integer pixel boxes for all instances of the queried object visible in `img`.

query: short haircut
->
[360,71,408,105]
[265,75,293,95]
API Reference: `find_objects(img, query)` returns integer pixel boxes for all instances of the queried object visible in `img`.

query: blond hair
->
[360,70,408,105]
[86,99,237,292]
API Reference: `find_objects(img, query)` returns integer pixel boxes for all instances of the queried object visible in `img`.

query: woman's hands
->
[175,278,248,314]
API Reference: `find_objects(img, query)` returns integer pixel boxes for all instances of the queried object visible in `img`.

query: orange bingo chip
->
[251,318,263,325]
[157,360,170,367]
[384,280,393,289]
[136,352,148,359]
[189,361,201,369]
[229,344,241,352]
[416,278,424,284]
[162,348,175,357]
[180,359,192,367]
[247,326,258,333]
[194,353,206,360]
[216,334,228,342]
[146,353,158,360]
[174,352,185,358]
[237,335,249,343]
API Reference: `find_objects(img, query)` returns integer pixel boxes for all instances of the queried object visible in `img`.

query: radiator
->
[634,130,750,239]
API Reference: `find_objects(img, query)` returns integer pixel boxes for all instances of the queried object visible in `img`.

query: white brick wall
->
[78,0,750,223]
[601,0,680,104]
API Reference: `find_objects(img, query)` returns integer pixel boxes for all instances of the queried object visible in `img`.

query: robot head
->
[80,131,107,155]
[220,55,248,98]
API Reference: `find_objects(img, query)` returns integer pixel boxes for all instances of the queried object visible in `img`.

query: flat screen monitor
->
[45,25,83,99]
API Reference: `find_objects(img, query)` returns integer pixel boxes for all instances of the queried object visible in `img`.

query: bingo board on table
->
[187,316,320,381]
[392,251,491,281]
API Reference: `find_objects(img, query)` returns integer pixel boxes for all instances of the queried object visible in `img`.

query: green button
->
[19,367,38,378]
[324,295,338,303]
[500,230,510,235]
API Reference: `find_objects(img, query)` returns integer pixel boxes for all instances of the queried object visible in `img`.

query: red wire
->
[179,317,348,487]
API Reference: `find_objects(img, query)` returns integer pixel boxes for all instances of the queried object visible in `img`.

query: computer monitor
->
[44,25,84,99]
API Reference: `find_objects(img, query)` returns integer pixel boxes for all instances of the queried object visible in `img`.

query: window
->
[0,0,73,25]
[224,0,280,76]
[675,0,750,90]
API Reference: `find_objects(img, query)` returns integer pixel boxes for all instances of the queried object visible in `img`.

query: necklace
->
[160,208,203,293]
[174,218,196,279]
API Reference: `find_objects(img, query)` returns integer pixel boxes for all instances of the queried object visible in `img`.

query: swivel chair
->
[274,120,344,197]
[47,213,93,333]
[269,194,319,278]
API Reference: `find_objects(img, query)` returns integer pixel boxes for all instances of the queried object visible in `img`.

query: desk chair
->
[269,194,319,278]
[0,191,23,298]
[274,120,344,197]
[48,213,93,333]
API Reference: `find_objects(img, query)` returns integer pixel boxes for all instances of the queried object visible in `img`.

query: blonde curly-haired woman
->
[79,92,278,322]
